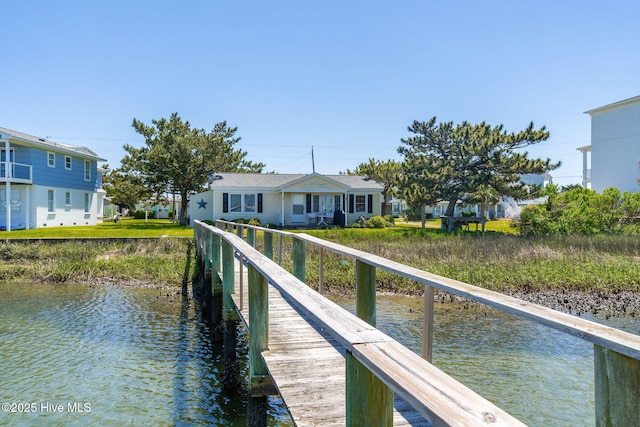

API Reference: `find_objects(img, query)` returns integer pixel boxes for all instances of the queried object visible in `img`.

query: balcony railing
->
[0,162,33,183]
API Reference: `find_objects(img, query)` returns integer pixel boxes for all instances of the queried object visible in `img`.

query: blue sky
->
[2,1,639,186]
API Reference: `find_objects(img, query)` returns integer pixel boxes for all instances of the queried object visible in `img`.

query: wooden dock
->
[194,220,640,427]
[233,259,430,426]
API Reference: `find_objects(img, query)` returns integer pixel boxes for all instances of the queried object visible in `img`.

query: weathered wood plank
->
[352,341,526,426]
[212,224,515,426]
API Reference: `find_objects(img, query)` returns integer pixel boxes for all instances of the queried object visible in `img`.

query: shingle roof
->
[209,173,383,190]
[0,126,106,161]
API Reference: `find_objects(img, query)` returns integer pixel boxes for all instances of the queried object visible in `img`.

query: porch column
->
[344,191,348,225]
[281,191,285,226]
[25,186,30,230]
[4,138,10,232]
[581,149,589,189]
[211,190,215,222]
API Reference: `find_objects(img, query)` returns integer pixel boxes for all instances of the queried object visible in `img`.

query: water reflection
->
[0,283,248,427]
[332,294,640,427]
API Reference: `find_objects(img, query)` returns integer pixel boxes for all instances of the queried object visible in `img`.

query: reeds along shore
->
[277,229,640,316]
[0,239,191,286]
[1,232,639,317]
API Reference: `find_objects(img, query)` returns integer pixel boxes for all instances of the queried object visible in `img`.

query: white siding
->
[34,185,99,228]
[588,97,640,193]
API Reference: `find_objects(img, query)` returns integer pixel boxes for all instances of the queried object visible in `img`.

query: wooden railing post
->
[355,260,376,327]
[222,240,235,310]
[211,234,221,279]
[293,238,306,282]
[247,228,256,247]
[221,239,240,389]
[248,263,269,426]
[346,350,393,427]
[318,247,324,294]
[422,285,434,362]
[594,345,640,426]
[264,232,274,260]
[236,224,243,239]
[211,232,223,342]
[278,234,283,265]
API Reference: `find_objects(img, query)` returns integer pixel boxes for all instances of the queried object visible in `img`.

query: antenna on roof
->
[311,146,315,173]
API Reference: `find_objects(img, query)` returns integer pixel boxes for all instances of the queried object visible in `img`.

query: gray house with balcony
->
[1,127,106,231]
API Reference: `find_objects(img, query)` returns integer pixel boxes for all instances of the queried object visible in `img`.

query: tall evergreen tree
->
[123,113,264,225]
[398,117,559,219]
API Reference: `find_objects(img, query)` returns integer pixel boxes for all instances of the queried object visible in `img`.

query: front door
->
[291,194,306,223]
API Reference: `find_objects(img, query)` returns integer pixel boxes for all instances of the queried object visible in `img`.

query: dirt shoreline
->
[434,288,640,318]
[65,277,640,319]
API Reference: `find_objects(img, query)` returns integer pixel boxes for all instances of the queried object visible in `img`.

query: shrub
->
[248,218,262,226]
[461,211,475,218]
[364,216,388,228]
[132,210,155,219]
[516,187,640,235]
[383,215,396,226]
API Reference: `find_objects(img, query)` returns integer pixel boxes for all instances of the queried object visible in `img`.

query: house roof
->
[0,126,106,161]
[584,95,640,115]
[208,172,383,191]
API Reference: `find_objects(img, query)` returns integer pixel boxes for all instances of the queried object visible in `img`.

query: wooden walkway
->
[196,220,640,426]
[232,259,430,426]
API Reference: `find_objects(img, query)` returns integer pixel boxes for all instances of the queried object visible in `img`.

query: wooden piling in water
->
[221,239,240,389]
[247,264,269,426]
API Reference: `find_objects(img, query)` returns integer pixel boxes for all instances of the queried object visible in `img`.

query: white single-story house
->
[189,172,383,227]
[579,95,640,192]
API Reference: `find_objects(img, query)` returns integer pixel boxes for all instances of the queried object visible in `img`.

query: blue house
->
[0,127,106,231]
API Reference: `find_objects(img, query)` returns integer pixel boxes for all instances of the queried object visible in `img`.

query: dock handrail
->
[204,219,640,426]
[195,220,525,426]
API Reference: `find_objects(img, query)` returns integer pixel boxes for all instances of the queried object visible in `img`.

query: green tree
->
[465,184,501,218]
[398,117,560,219]
[401,182,438,228]
[123,113,264,225]
[345,159,402,215]
[101,165,151,213]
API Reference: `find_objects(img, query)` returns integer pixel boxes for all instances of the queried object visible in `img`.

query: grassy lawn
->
[0,219,194,238]
[397,218,518,234]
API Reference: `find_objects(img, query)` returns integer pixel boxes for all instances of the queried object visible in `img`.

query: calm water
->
[333,295,640,427]
[0,282,290,427]
[2,283,639,427]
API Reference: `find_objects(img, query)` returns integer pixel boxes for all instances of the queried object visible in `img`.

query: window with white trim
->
[229,194,242,212]
[65,156,72,170]
[65,191,72,206]
[84,193,90,212]
[244,194,256,213]
[84,160,91,181]
[48,152,55,168]
[47,190,55,212]
[223,193,262,214]
[355,195,366,213]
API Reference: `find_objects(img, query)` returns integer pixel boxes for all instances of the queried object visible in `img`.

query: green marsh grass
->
[0,238,192,285]
[296,227,640,295]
